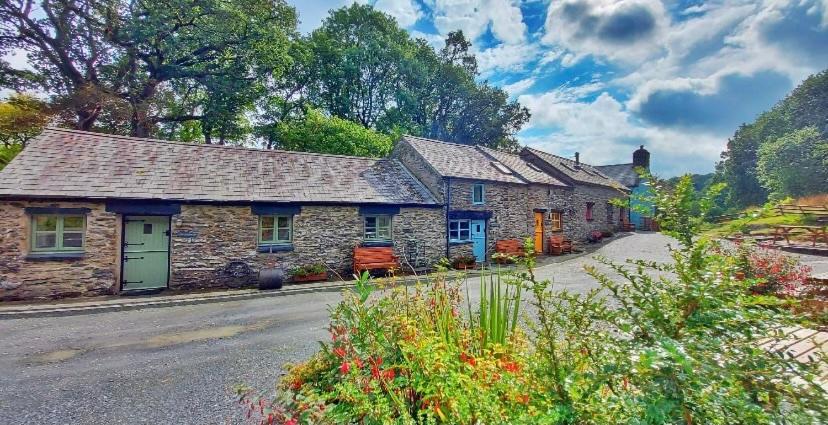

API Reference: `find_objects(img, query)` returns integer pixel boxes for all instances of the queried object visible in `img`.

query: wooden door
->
[533,212,544,253]
[122,216,170,291]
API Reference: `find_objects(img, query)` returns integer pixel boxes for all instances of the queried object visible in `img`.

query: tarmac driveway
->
[3,232,806,424]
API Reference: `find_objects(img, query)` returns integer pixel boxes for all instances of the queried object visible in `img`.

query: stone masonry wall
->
[169,204,446,289]
[565,186,626,240]
[0,200,118,301]
[390,141,445,202]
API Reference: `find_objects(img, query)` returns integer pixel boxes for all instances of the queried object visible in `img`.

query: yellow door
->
[533,212,544,253]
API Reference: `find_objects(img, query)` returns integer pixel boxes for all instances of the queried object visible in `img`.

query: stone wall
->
[563,186,626,240]
[391,141,445,202]
[0,200,118,301]
[169,204,446,289]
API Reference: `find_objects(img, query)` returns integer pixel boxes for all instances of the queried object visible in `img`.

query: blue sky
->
[292,0,828,177]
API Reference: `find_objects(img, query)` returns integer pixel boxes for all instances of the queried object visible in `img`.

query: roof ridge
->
[596,162,634,168]
[402,134,479,149]
[41,127,384,162]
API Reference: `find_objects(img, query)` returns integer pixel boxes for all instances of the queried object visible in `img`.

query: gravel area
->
[0,232,820,424]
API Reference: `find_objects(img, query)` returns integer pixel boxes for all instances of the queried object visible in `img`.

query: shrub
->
[450,254,476,269]
[288,264,327,278]
[727,240,812,296]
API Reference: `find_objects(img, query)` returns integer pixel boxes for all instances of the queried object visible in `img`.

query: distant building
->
[596,146,655,230]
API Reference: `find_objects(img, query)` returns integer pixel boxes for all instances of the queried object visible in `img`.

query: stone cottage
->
[596,146,655,230]
[0,128,443,300]
[392,136,627,262]
[520,147,629,240]
[0,128,632,301]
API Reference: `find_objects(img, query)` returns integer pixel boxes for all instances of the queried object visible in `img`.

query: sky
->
[292,0,828,177]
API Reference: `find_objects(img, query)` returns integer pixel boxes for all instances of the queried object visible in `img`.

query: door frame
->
[119,214,172,292]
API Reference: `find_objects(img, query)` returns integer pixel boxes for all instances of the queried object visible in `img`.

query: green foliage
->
[288,264,327,278]
[275,109,393,157]
[0,93,52,169]
[476,272,522,349]
[757,126,828,201]
[718,69,828,207]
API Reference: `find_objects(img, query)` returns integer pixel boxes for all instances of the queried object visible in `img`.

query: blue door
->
[471,220,486,262]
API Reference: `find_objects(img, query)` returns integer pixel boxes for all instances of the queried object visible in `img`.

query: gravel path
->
[1,232,818,424]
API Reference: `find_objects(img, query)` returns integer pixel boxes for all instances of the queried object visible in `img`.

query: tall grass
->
[477,270,522,348]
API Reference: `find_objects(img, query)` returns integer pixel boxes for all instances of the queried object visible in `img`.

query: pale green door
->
[122,216,170,291]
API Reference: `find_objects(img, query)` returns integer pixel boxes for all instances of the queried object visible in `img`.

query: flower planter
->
[291,272,328,283]
[453,262,476,270]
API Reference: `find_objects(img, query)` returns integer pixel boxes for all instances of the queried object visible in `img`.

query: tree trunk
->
[76,107,101,131]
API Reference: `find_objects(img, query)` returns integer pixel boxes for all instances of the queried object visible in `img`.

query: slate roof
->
[0,128,438,205]
[595,163,639,188]
[522,147,625,190]
[401,135,526,184]
[477,146,568,187]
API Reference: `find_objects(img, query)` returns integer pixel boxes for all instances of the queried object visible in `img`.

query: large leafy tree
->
[274,109,393,157]
[0,0,296,141]
[0,93,52,169]
[757,126,828,200]
[717,69,828,207]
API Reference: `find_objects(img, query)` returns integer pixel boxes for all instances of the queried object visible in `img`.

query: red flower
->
[284,418,298,425]
[333,346,346,358]
[371,364,381,379]
[289,379,302,390]
[382,369,395,380]
[340,361,351,374]
[459,352,477,367]
[516,394,529,405]
[501,361,520,374]
[354,358,364,369]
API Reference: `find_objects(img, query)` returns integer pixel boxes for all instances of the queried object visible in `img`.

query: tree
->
[757,126,828,200]
[0,0,297,139]
[717,68,828,207]
[274,109,393,157]
[0,93,52,169]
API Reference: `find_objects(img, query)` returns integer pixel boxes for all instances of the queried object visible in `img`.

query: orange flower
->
[501,361,520,374]
[333,346,346,358]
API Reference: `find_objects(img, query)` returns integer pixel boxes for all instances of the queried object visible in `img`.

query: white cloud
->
[517,90,724,175]
[542,0,670,64]
[374,0,423,27]
[429,0,527,44]
[475,43,540,75]
[502,77,536,96]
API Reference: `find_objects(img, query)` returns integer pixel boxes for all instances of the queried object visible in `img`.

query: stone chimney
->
[574,152,580,167]
[633,145,650,169]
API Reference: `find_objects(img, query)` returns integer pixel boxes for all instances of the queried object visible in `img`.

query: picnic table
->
[771,225,828,246]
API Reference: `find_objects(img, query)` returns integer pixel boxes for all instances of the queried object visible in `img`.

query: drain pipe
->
[445,177,451,259]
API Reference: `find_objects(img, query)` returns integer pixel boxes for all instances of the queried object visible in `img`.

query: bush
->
[726,240,812,296]
[288,264,327,278]
[450,254,476,269]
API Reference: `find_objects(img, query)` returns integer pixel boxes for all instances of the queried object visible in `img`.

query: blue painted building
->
[596,146,655,230]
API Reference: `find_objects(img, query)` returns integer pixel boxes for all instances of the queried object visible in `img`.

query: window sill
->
[25,252,85,261]
[449,240,473,245]
[362,240,393,247]
[258,244,294,253]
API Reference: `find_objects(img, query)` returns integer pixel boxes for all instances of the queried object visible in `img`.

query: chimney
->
[633,145,650,169]
[574,152,580,167]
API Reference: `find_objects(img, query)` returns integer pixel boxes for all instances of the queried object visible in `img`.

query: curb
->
[0,282,357,320]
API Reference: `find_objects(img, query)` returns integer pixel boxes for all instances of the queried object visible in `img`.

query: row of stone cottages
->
[0,128,651,301]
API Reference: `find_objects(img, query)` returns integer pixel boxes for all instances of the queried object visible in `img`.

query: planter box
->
[453,263,476,270]
[291,272,328,283]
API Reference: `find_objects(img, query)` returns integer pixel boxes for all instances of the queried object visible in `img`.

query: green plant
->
[288,263,326,278]
[476,271,522,349]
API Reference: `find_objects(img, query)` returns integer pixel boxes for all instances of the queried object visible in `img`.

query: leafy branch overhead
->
[0,2,529,152]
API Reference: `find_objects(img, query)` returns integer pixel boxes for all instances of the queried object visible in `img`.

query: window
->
[364,215,391,241]
[449,219,471,241]
[606,202,614,223]
[259,215,292,244]
[472,184,485,204]
[550,212,562,232]
[586,202,594,221]
[31,214,86,252]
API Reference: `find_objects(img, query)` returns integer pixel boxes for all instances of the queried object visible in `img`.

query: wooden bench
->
[353,246,400,275]
[771,225,828,247]
[548,235,572,255]
[495,239,526,257]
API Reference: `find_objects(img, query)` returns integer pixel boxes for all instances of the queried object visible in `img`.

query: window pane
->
[36,216,57,231]
[63,232,84,248]
[35,233,57,249]
[277,216,289,229]
[260,216,274,229]
[460,229,470,240]
[277,228,291,241]
[261,228,274,242]
[449,221,458,231]
[459,220,470,231]
[63,216,84,230]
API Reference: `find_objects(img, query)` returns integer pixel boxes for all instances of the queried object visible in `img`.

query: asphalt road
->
[3,233,820,424]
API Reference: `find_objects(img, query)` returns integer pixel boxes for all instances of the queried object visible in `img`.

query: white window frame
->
[472,184,485,205]
[449,219,472,242]
[364,215,392,241]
